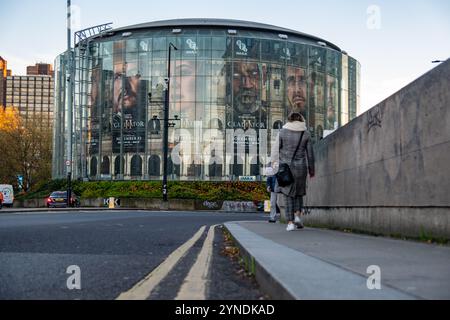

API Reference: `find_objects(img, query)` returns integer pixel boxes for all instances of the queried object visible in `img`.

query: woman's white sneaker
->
[294,216,304,229]
[286,223,295,231]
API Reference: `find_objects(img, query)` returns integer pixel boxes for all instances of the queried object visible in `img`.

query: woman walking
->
[272,112,315,231]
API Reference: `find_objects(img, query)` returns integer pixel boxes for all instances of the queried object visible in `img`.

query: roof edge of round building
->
[109,18,342,52]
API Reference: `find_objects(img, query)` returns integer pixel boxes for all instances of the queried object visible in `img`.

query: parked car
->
[0,184,14,208]
[46,191,80,208]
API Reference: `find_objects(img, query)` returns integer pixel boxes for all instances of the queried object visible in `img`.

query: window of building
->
[130,155,142,176]
[148,155,161,176]
[90,156,98,177]
[101,156,110,175]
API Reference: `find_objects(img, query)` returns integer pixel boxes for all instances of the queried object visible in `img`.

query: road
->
[0,210,267,300]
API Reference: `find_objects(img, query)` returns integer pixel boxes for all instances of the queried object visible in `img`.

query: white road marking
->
[175,224,217,300]
[116,225,206,300]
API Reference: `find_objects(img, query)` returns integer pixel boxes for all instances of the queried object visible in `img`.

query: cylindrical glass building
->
[53,19,360,181]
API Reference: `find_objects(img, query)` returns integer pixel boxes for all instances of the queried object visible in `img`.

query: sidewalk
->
[224,221,450,300]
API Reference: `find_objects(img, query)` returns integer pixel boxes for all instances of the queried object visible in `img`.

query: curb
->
[223,222,296,300]
[0,208,131,214]
[0,208,262,214]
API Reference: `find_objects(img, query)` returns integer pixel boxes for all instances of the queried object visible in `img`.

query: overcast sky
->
[1,0,449,113]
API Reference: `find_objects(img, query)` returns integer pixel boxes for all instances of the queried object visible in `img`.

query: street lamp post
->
[66,0,73,207]
[162,43,178,201]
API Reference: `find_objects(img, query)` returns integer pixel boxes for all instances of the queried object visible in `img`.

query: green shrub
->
[16,179,268,202]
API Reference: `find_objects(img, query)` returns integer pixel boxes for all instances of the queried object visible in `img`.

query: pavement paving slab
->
[225,221,450,300]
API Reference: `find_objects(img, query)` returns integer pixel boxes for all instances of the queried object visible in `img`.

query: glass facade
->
[53,22,360,181]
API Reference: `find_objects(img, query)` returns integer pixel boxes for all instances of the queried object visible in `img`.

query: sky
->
[1,0,449,114]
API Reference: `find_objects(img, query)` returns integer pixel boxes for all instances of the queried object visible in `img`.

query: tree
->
[0,107,52,191]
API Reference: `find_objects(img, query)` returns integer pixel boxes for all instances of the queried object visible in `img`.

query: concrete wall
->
[13,198,259,212]
[303,59,450,239]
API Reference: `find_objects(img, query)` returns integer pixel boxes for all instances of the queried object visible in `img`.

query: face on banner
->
[233,62,261,115]
[286,66,307,116]
[111,41,145,154]
[113,61,141,116]
[226,61,268,130]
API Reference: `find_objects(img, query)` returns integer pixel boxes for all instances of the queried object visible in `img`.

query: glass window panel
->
[309,47,326,72]
[167,37,182,53]
[233,37,260,60]
[267,64,284,104]
[198,29,211,36]
[326,50,338,76]
[125,54,138,76]
[224,38,233,59]
[179,71,197,102]
[287,43,307,67]
[211,60,225,77]
[153,37,167,51]
[170,76,181,102]
[212,36,226,51]
[113,41,126,67]
[196,76,210,102]
[197,37,211,51]
[196,50,210,59]
[196,60,211,76]
[152,50,166,59]
[326,75,338,130]
[88,43,99,57]
[169,102,181,120]
[138,52,150,79]
[126,39,139,52]
[138,38,152,52]
[178,59,196,76]
[261,40,285,62]
[151,60,167,77]
[181,36,199,59]
[101,42,113,56]
[179,102,197,125]
[309,70,325,140]
[211,75,226,104]
[212,50,226,59]
[149,76,166,102]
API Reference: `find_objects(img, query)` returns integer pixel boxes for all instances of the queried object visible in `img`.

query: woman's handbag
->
[276,162,294,187]
[276,131,305,187]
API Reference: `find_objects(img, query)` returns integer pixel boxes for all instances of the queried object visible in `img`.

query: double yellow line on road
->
[116,224,217,300]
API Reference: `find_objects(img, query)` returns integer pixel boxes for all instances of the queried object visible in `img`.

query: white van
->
[0,184,14,207]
